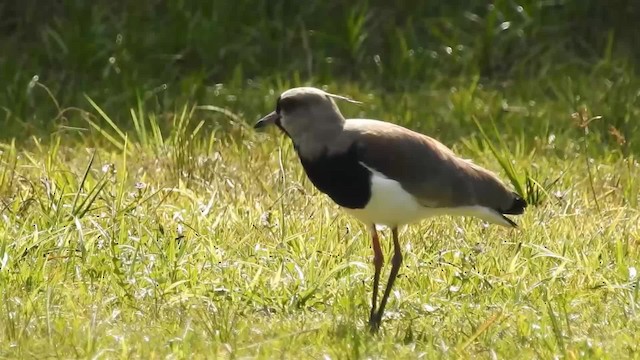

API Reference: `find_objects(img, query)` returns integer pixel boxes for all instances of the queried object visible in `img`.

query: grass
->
[0,78,639,358]
[2,0,640,358]
[3,1,640,137]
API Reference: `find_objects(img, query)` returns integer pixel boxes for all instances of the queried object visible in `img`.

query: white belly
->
[342,172,427,226]
[342,168,512,227]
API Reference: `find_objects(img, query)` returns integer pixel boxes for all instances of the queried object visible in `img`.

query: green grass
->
[0,80,639,358]
[2,0,640,357]
[3,0,640,140]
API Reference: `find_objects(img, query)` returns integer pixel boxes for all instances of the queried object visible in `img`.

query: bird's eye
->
[279,97,298,113]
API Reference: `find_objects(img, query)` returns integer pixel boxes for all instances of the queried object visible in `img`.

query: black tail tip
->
[504,193,527,215]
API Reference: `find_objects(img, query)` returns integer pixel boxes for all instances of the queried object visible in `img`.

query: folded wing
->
[343,120,527,224]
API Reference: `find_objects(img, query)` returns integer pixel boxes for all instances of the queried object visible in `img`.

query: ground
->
[0,81,639,358]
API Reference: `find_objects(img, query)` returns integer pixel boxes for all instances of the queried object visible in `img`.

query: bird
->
[253,87,527,332]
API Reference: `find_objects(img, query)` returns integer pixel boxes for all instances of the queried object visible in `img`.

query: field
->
[1,1,640,359]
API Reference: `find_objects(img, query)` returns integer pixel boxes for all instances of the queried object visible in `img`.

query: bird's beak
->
[254,111,280,130]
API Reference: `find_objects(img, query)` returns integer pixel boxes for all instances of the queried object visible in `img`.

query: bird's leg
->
[371,227,403,331]
[368,224,384,328]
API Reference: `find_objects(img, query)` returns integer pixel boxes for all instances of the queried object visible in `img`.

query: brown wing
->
[342,120,523,214]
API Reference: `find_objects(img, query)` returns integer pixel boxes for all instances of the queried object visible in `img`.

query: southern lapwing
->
[254,87,527,332]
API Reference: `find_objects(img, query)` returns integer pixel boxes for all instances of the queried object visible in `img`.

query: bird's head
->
[254,87,360,142]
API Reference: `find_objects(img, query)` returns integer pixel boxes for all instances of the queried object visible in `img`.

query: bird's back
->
[338,119,526,221]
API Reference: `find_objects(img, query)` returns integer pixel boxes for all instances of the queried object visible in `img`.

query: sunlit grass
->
[0,85,638,358]
[2,1,640,357]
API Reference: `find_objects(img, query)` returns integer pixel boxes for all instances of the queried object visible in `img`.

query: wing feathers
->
[339,119,527,217]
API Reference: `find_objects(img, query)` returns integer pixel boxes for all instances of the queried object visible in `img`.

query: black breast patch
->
[297,143,372,209]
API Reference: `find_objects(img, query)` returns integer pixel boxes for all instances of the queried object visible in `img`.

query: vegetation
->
[1,0,639,358]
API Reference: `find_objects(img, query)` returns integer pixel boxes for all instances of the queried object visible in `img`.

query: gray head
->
[254,87,360,153]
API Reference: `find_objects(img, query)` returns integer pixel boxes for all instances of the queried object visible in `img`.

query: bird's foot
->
[368,315,381,334]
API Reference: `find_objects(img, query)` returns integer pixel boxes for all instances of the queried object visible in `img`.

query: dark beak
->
[254,111,280,130]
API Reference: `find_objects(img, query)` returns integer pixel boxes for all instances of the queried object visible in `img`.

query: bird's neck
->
[287,114,345,160]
